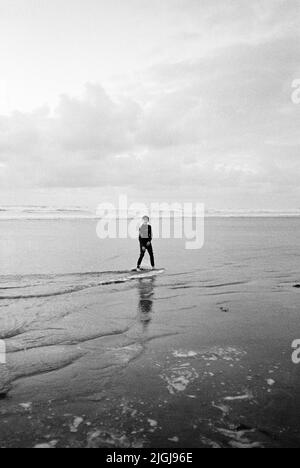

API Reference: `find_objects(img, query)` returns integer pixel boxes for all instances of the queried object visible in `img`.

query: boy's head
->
[142,215,150,224]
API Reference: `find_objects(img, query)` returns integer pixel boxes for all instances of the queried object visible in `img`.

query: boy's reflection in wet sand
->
[137,278,155,332]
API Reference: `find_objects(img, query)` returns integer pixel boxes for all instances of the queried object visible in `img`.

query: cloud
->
[0,84,143,188]
[54,84,141,155]
[0,0,300,209]
[136,36,300,194]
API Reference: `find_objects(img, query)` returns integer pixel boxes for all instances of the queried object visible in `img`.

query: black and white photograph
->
[0,0,300,452]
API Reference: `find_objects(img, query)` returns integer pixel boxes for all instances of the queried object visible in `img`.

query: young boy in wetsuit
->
[136,216,155,271]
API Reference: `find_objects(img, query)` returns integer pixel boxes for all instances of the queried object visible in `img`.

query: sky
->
[0,0,300,210]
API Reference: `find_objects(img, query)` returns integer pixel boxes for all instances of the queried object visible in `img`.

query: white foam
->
[217,428,264,448]
[161,365,199,395]
[34,440,58,449]
[267,379,275,386]
[70,416,84,433]
[173,350,198,358]
[224,392,253,402]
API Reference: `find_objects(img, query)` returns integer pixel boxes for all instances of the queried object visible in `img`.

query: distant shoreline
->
[1,214,300,221]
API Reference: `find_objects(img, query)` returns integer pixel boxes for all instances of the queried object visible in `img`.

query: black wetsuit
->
[137,224,155,268]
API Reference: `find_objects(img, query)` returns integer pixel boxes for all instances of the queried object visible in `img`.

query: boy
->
[136,216,155,271]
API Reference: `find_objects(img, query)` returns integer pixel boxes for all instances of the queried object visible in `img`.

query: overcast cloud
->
[0,0,299,209]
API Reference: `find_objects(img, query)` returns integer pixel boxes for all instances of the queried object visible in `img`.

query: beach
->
[0,216,300,448]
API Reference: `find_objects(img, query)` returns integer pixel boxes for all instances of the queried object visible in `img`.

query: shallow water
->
[0,217,300,447]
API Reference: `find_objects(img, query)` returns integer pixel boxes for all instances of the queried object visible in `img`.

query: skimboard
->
[131,268,165,275]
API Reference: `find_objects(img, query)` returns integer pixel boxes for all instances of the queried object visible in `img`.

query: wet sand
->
[1,218,300,448]
[1,275,300,447]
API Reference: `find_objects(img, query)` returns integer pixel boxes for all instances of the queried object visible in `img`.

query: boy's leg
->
[137,244,146,268]
[147,244,155,268]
